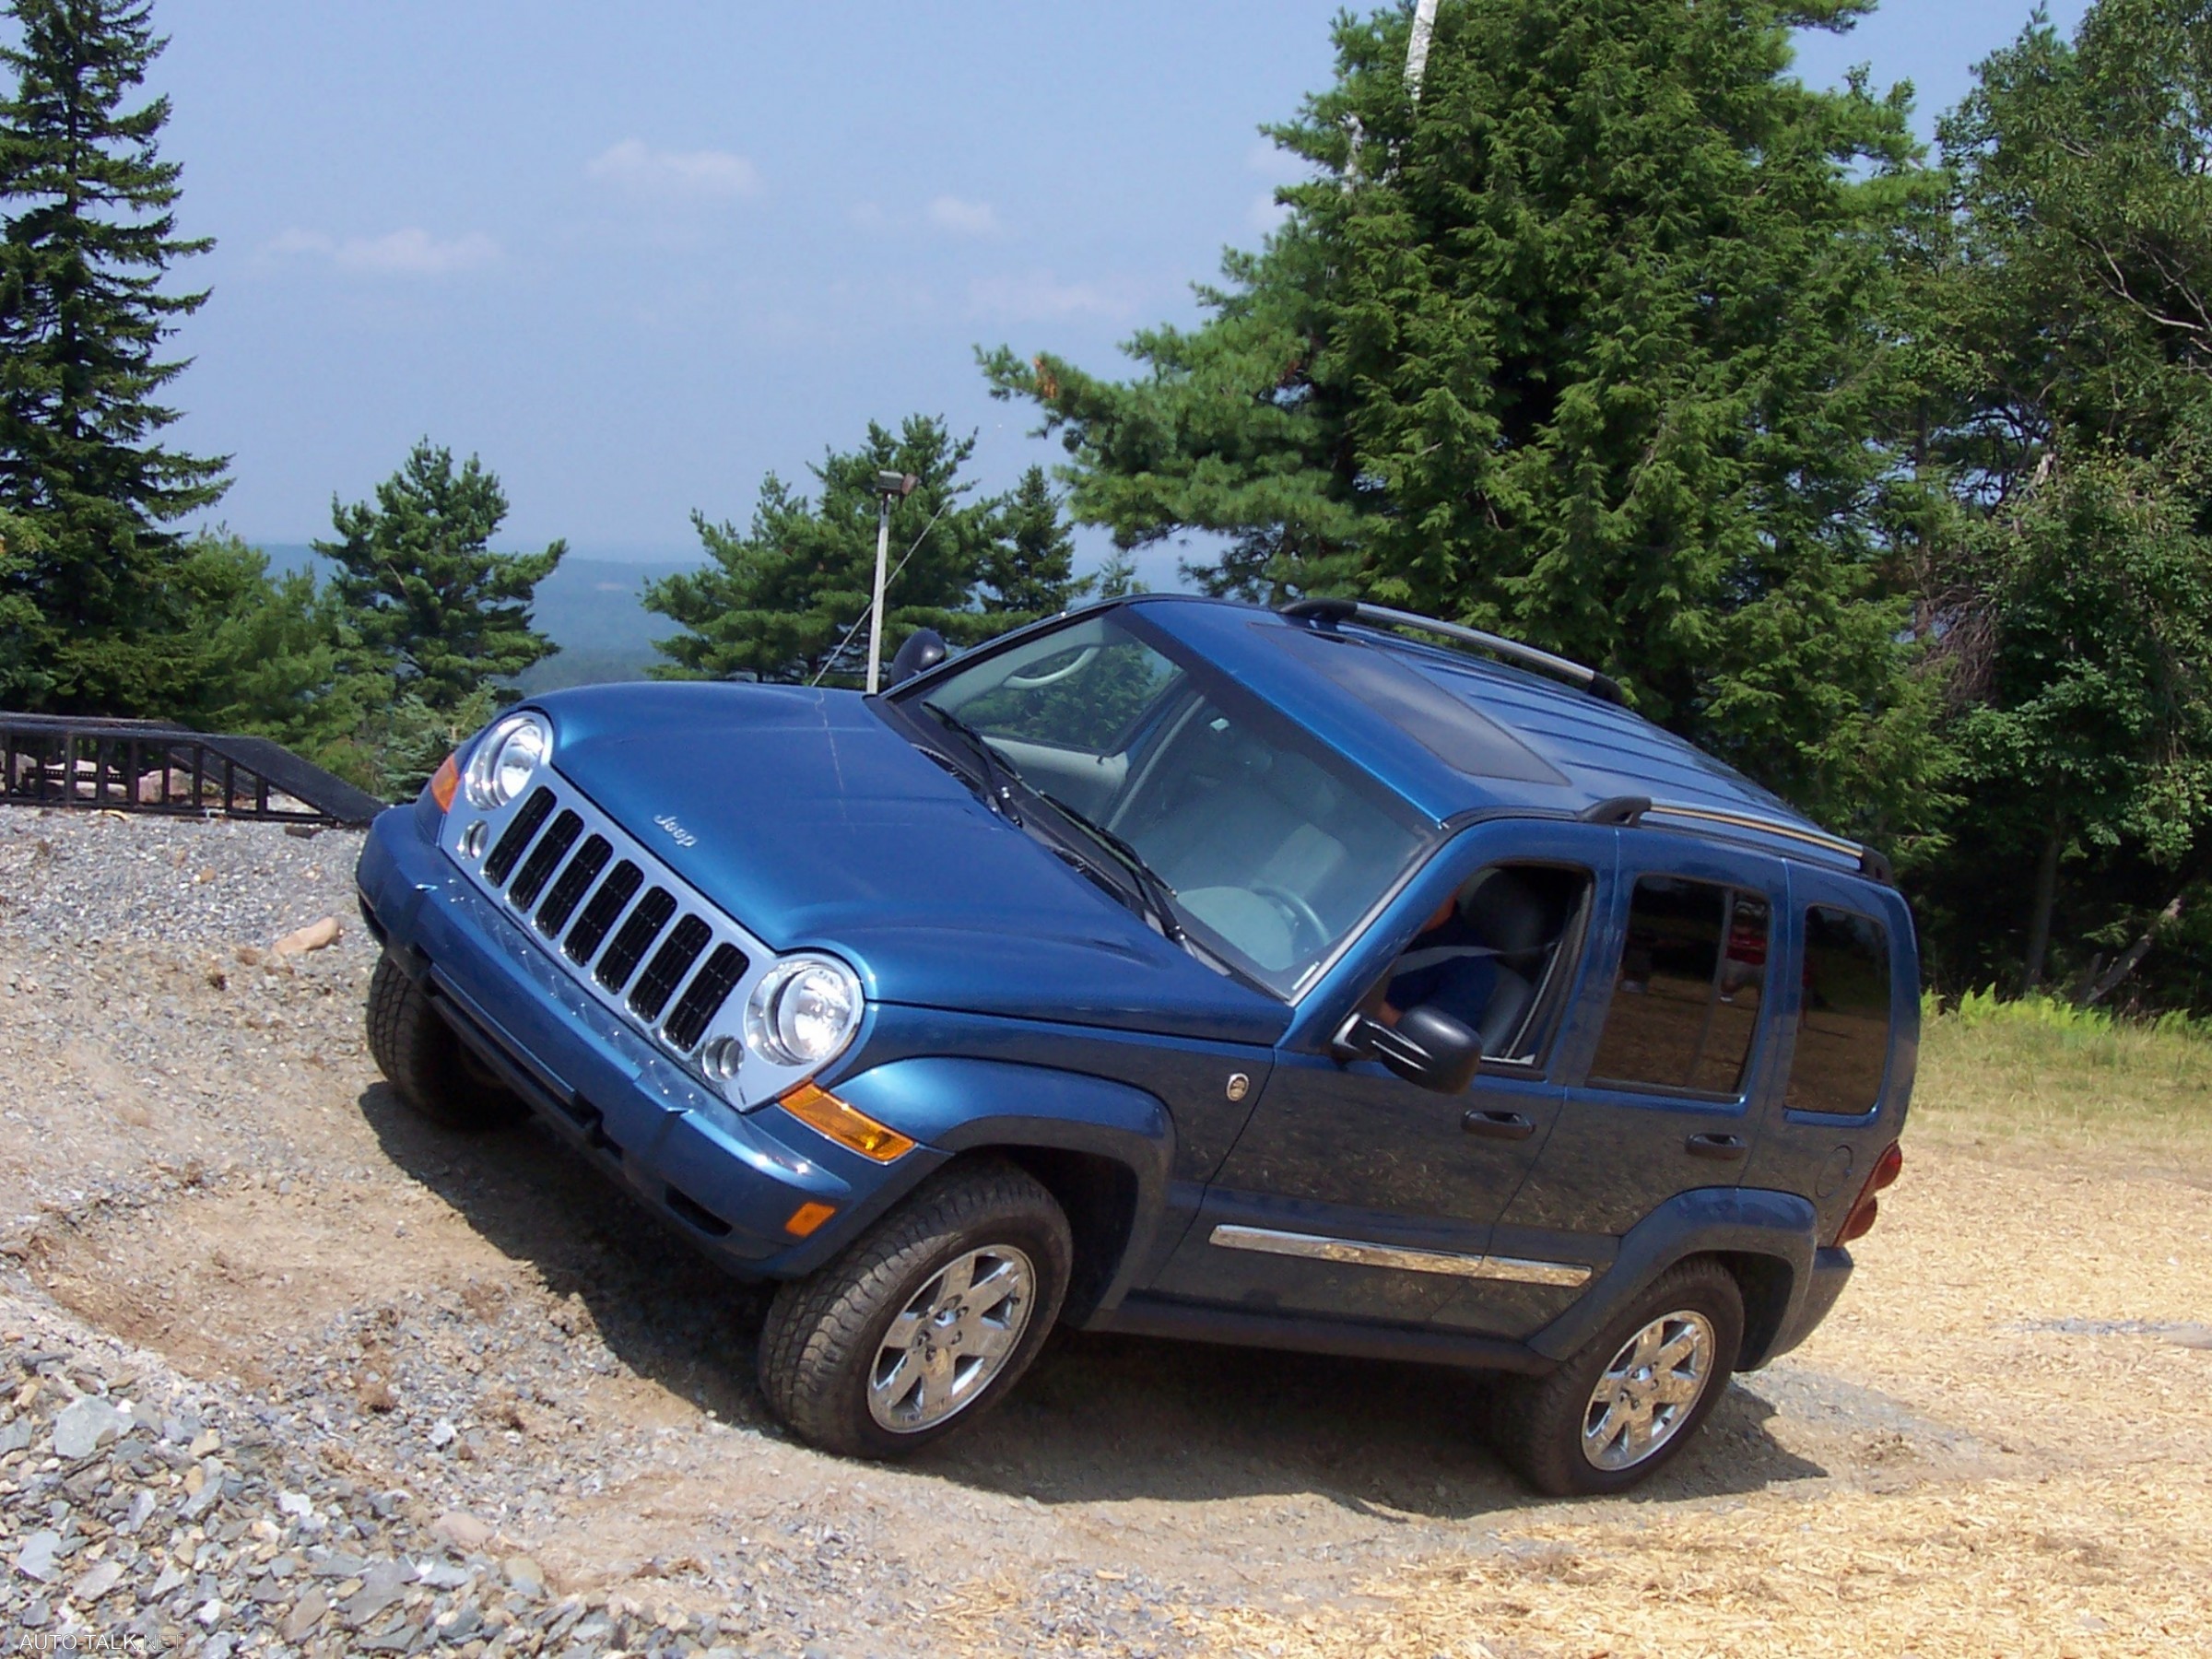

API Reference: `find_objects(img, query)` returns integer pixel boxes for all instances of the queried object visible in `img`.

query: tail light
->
[1834,1141,1903,1245]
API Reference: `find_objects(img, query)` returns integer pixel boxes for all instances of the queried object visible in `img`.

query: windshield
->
[903,611,1431,994]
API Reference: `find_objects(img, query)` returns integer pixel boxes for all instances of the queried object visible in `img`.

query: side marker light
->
[785,1201,837,1239]
[429,753,460,813]
[778,1083,915,1163]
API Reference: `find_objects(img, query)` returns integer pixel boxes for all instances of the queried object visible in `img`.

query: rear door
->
[1476,835,1789,1335]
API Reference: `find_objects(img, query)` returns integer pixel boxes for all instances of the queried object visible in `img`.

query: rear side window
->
[1787,907,1893,1115]
[1589,877,1771,1097]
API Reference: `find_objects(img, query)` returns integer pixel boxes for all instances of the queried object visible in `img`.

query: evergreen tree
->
[644,418,1077,684]
[979,465,1084,622]
[985,0,1947,836]
[0,0,229,712]
[316,440,565,713]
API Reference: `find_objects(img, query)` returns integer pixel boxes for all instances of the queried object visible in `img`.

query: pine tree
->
[985,0,1947,836]
[0,0,229,712]
[978,465,1085,623]
[644,417,1062,685]
[315,440,565,713]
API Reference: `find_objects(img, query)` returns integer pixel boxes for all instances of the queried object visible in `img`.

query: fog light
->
[700,1035,742,1082]
[460,820,488,859]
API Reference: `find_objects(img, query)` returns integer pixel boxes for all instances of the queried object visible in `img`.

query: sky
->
[131,0,2095,582]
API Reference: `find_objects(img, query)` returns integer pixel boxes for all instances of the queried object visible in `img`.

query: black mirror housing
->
[885,627,948,688]
[1337,1006,1483,1094]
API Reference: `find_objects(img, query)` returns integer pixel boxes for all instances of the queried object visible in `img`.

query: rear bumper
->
[1762,1245,1853,1362]
[356,805,934,1277]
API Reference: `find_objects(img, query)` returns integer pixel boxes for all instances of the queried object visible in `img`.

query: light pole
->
[866,469,918,693]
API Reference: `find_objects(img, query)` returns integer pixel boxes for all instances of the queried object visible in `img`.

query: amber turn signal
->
[429,752,460,813]
[777,1083,915,1162]
[784,1201,838,1238]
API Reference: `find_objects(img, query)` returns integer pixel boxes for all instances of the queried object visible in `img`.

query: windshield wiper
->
[1034,790,1186,945]
[920,702,1023,826]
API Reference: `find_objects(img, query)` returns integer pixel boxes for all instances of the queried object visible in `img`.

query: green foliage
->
[0,0,229,713]
[986,0,1947,837]
[317,441,565,715]
[1909,0,2212,1001]
[0,507,47,705]
[643,418,1087,684]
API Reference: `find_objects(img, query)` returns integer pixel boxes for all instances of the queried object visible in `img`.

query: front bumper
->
[357,805,940,1277]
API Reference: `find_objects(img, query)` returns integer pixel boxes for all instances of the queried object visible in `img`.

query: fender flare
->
[830,1056,1174,1316]
[1529,1186,1819,1369]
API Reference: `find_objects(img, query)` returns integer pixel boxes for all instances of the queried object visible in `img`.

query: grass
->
[1913,989,2212,1168]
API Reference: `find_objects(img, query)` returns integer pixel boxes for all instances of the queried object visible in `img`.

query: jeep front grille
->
[439,769,817,1110]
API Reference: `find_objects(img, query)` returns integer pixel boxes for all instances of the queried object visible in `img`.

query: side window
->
[1379,864,1593,1065]
[1589,876,1771,1097]
[1787,907,1893,1115]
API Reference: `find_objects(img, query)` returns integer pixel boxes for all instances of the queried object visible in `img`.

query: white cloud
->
[967,271,1134,323]
[587,138,761,200]
[925,194,1001,237]
[262,226,500,276]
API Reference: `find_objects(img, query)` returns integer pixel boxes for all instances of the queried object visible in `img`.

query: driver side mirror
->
[1335,1006,1483,1094]
[885,627,949,688]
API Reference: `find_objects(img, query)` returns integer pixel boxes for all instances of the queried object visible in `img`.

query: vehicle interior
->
[1375,863,1593,1063]
[910,616,1428,992]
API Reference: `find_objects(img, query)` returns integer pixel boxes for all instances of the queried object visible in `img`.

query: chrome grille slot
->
[595,888,677,992]
[535,834,610,937]
[482,787,556,885]
[564,860,641,966]
[508,809,582,910]
[441,762,830,1111]
[629,914,712,1022]
[662,942,747,1052]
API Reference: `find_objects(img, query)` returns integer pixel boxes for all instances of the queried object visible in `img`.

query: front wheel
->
[1489,1258,1744,1496]
[758,1159,1072,1458]
[364,953,527,1131]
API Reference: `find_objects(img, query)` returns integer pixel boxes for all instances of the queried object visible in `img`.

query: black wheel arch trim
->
[1528,1187,1823,1371]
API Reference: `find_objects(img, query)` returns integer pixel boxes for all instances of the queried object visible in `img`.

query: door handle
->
[1686,1132,1748,1161]
[1463,1110,1536,1141]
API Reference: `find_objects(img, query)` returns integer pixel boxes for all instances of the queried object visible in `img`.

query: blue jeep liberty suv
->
[355,595,1913,1495]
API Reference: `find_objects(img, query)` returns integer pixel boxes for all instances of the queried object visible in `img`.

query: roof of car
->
[1126,595,1874,877]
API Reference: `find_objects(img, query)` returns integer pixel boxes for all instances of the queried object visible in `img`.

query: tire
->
[759,1159,1072,1459]
[1490,1257,1744,1497]
[364,953,527,1131]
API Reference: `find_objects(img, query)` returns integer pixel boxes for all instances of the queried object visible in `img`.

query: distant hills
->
[258,545,698,691]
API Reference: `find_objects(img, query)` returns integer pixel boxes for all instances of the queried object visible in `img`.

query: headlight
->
[745,956,863,1069]
[465,713,551,810]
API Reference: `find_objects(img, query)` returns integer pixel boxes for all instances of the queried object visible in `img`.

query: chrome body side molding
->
[1208,1224,1592,1288]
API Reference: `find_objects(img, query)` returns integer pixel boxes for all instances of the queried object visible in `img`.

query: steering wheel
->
[1004,645,1100,690]
[1250,883,1328,958]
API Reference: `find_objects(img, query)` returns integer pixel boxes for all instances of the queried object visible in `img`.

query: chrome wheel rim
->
[866,1244,1037,1433]
[1580,1309,1716,1472]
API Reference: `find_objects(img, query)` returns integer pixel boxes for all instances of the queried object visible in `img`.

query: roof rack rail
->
[1280,597,1627,705]
[1577,794,1894,883]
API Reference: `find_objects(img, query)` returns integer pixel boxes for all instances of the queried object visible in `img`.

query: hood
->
[533,682,1288,1047]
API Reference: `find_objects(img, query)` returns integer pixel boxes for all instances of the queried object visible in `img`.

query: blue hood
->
[532,682,1288,1047]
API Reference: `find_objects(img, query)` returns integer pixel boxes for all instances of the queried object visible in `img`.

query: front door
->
[1146,821,1612,1325]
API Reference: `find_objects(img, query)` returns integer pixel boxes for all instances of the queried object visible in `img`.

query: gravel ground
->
[1,807,2205,1658]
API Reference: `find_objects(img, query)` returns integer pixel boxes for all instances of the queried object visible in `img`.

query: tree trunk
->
[2078,886,2194,1007]
[2022,824,2063,994]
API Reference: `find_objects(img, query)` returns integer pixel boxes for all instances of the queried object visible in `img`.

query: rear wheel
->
[1490,1258,1744,1496]
[759,1159,1072,1458]
[365,953,527,1131]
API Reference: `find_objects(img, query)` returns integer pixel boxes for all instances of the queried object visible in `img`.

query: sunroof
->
[1268,624,1570,786]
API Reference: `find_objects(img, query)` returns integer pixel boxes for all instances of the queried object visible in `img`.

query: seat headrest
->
[1458,868,1559,956]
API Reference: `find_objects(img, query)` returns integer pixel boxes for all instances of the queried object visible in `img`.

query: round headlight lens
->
[465,714,551,810]
[745,957,863,1069]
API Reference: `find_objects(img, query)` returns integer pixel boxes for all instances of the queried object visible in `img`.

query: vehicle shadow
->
[359,1086,1828,1522]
